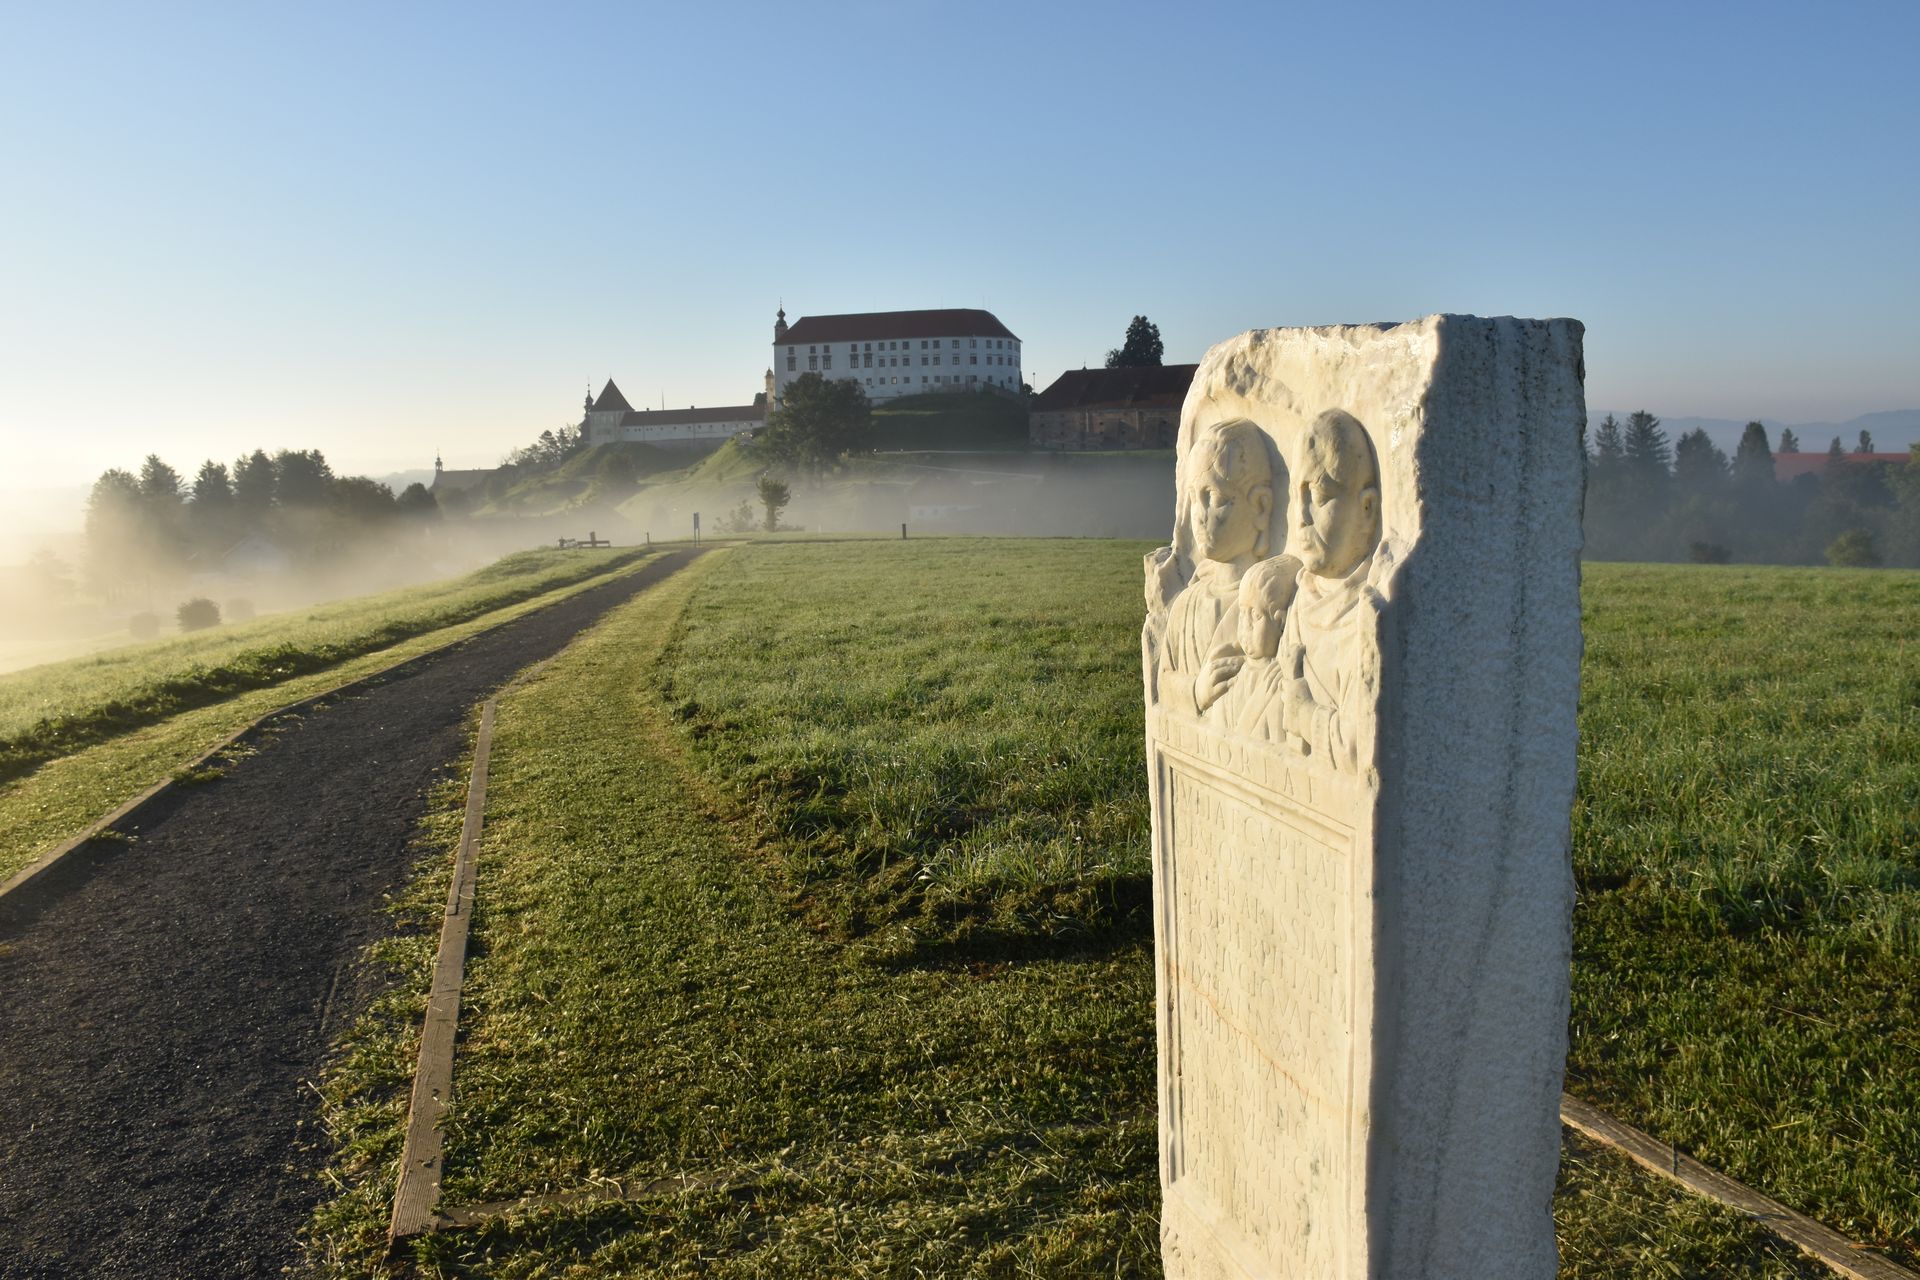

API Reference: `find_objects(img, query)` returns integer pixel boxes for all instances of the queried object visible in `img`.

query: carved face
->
[1294,413,1380,579]
[1238,602,1283,660]
[1190,469,1270,564]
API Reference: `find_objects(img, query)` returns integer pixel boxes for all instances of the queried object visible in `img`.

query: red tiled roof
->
[618,404,763,427]
[1031,364,1198,413]
[1773,450,1910,481]
[779,308,1016,345]
[591,379,632,412]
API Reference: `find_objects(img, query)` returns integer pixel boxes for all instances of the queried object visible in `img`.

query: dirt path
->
[0,549,701,1279]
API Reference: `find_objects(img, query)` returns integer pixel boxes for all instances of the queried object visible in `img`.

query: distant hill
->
[1588,409,1920,458]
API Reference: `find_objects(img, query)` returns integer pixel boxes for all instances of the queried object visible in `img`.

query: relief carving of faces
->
[1186,420,1275,564]
[1292,409,1380,579]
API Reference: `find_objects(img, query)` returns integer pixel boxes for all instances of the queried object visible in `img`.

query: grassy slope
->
[305,542,1902,1276]
[0,547,655,779]
[0,549,665,883]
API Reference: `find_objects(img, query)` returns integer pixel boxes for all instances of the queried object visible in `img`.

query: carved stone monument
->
[1143,316,1585,1279]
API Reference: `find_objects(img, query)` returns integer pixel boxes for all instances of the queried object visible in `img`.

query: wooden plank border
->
[1562,1093,1918,1280]
[0,552,664,910]
[388,699,497,1243]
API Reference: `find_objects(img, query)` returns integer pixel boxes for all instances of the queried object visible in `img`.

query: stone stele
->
[1142,315,1585,1279]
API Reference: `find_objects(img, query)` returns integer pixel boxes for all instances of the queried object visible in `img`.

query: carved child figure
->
[1273,408,1383,771]
[1204,553,1302,738]
[1156,420,1276,717]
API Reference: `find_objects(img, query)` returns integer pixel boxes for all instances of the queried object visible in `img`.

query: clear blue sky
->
[1,0,1915,489]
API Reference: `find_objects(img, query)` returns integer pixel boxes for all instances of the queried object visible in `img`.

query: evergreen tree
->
[84,469,145,594]
[1730,421,1775,492]
[1105,315,1164,368]
[1856,429,1875,454]
[187,460,235,554]
[1672,428,1728,496]
[1622,411,1672,481]
[1591,414,1625,465]
[272,449,334,506]
[138,455,184,506]
[1778,427,1801,453]
[396,483,440,519]
[233,449,276,515]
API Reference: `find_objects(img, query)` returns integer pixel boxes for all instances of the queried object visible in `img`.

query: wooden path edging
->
[1561,1093,1918,1280]
[388,699,496,1242]
[0,553,665,910]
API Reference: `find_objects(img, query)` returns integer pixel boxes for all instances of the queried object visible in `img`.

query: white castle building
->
[575,307,1022,452]
[773,307,1022,404]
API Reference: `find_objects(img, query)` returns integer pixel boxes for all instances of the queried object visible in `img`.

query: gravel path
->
[0,550,701,1279]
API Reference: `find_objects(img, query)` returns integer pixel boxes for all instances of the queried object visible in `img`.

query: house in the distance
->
[580,378,766,451]
[1028,364,1198,450]
[1772,450,1912,482]
[772,307,1022,404]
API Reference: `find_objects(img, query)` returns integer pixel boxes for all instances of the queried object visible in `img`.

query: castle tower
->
[764,368,776,406]
[773,306,788,344]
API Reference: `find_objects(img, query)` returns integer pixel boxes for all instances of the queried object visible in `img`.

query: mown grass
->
[655,539,1153,961]
[0,547,654,782]
[0,550,665,884]
[1571,562,1920,1263]
[306,541,1907,1277]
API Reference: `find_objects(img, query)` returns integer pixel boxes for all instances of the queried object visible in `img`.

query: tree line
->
[83,449,438,598]
[1584,413,1919,567]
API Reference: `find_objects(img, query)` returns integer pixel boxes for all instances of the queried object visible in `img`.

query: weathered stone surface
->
[1143,315,1585,1279]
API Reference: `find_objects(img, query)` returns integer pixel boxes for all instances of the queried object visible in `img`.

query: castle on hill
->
[577,306,1023,450]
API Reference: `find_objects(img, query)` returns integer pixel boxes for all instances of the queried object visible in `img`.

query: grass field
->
[0,548,666,884]
[0,547,654,782]
[305,540,1915,1276]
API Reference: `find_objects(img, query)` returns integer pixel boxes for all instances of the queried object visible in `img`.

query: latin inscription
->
[1163,760,1352,1276]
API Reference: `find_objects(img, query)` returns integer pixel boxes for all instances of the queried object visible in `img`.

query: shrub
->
[176,597,222,632]
[128,612,159,641]
[1826,529,1881,568]
[225,598,256,623]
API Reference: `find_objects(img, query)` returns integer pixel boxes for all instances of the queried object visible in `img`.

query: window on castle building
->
[786,357,796,371]
[922,376,928,384]
[863,353,872,367]
[921,340,928,348]
[823,355,833,369]
[920,356,927,365]
[809,356,818,370]
[809,345,816,353]
[933,355,941,365]
[970,355,977,364]
[787,346,794,354]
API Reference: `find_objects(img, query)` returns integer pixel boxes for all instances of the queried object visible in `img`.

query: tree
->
[187,459,236,554]
[139,454,184,506]
[1672,428,1728,497]
[191,460,233,508]
[330,475,398,522]
[1105,315,1164,368]
[1856,429,1875,454]
[1622,411,1672,482]
[273,449,334,506]
[1778,427,1801,453]
[1730,422,1775,493]
[395,482,440,519]
[757,474,792,532]
[233,449,276,516]
[757,373,872,470]
[85,468,149,595]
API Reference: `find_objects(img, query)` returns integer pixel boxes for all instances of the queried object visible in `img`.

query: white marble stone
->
[1143,315,1585,1279]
